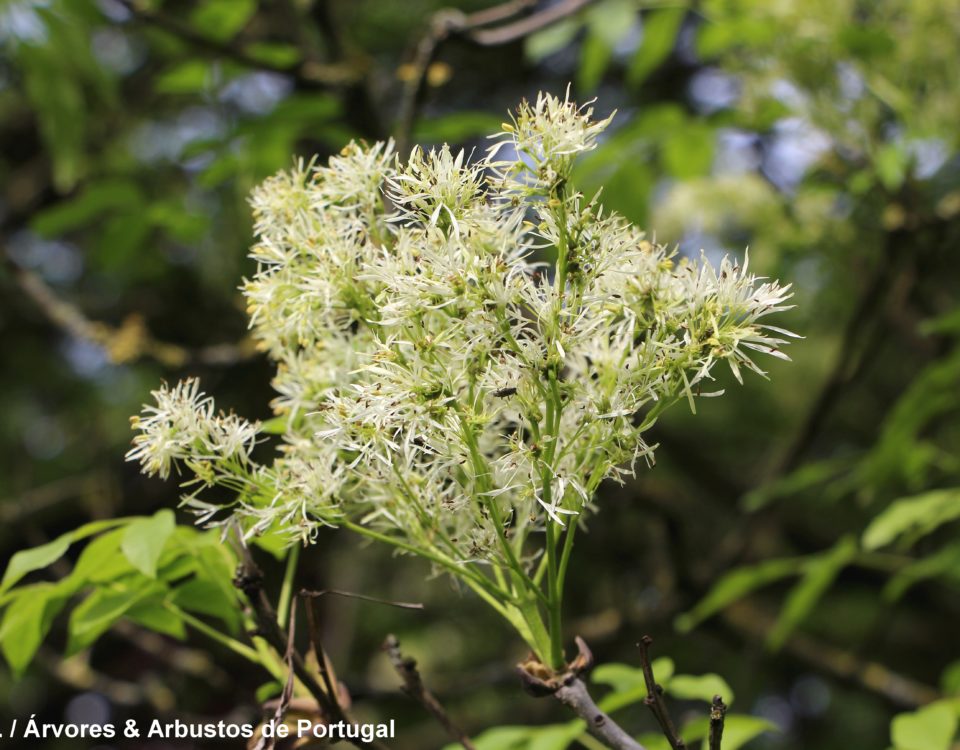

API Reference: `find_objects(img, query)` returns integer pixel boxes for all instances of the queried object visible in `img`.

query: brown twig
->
[230,528,390,750]
[554,678,648,750]
[301,588,424,611]
[638,636,686,750]
[2,249,256,368]
[517,636,646,750]
[767,227,911,479]
[721,600,939,708]
[394,0,593,153]
[708,695,726,750]
[467,0,594,46]
[302,592,344,715]
[254,598,298,750]
[383,634,476,750]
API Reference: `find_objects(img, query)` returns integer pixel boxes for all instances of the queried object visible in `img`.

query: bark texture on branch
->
[554,678,647,750]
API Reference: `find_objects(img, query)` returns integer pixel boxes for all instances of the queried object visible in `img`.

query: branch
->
[518,636,647,750]
[767,227,911,478]
[638,636,686,750]
[230,529,390,750]
[467,0,595,46]
[2,249,256,368]
[383,634,476,750]
[721,600,940,708]
[554,678,647,750]
[394,0,593,153]
[708,696,727,750]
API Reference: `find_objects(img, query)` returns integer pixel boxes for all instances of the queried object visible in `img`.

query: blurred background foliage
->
[1,0,959,748]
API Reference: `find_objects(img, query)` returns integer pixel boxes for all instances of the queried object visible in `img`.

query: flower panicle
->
[128,91,796,566]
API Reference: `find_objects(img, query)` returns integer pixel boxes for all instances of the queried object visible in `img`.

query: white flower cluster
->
[129,92,795,575]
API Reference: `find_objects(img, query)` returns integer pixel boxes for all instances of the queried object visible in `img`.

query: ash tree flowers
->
[129,92,795,671]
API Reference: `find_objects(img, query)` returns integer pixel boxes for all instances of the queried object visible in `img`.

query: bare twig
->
[254,598,298,750]
[394,0,594,153]
[767,228,911,479]
[554,678,647,750]
[2,250,256,368]
[383,634,476,750]
[517,637,646,750]
[708,695,726,750]
[721,601,939,708]
[467,0,595,46]
[638,636,686,750]
[230,528,390,750]
[302,593,345,715]
[301,588,424,611]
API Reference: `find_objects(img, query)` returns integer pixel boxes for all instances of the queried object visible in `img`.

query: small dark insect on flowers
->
[493,386,518,398]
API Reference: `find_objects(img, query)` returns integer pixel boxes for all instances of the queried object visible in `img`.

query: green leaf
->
[594,658,674,694]
[256,680,283,703]
[0,582,73,676]
[838,26,896,60]
[594,658,674,714]
[31,179,143,237]
[875,143,909,192]
[1,519,128,595]
[662,123,715,179]
[121,510,176,578]
[67,581,167,655]
[884,542,960,601]
[126,600,186,640]
[767,536,858,651]
[586,0,637,46]
[941,661,960,697]
[414,112,504,145]
[676,557,806,632]
[443,726,535,750]
[190,0,257,42]
[70,529,134,584]
[1,537,71,596]
[667,673,734,705]
[891,701,958,750]
[171,578,240,632]
[862,490,960,550]
[635,735,672,750]
[577,0,637,90]
[244,42,301,68]
[525,18,581,63]
[742,456,853,511]
[628,8,684,87]
[155,60,213,95]
[528,722,584,750]
[578,32,613,93]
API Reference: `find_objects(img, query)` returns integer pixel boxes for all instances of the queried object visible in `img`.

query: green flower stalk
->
[129,92,795,671]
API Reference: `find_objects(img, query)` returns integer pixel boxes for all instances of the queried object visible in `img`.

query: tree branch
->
[230,529,390,750]
[638,636,686,750]
[467,0,594,46]
[383,634,476,750]
[708,696,726,750]
[518,637,646,750]
[1,248,256,368]
[554,678,647,750]
[394,0,593,153]
[721,600,939,707]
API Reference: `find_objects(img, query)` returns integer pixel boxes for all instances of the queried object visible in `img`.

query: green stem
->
[342,520,513,604]
[277,543,300,630]
[166,603,266,667]
[545,519,564,670]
